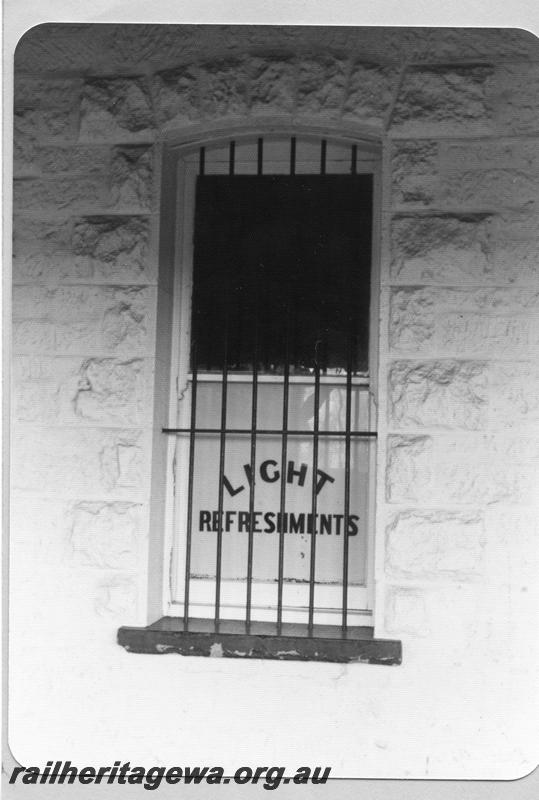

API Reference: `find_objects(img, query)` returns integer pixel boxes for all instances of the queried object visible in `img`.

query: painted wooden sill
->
[118,617,402,665]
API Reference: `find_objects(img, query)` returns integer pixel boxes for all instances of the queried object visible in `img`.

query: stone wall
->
[9,24,539,778]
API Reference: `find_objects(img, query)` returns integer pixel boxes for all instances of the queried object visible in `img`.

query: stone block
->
[492,212,539,286]
[440,138,539,174]
[491,63,539,133]
[343,62,400,126]
[391,214,494,284]
[390,286,539,355]
[79,77,155,142]
[296,56,347,116]
[488,362,539,428]
[442,168,539,210]
[12,321,55,353]
[391,141,439,207]
[198,58,250,117]
[71,215,152,283]
[18,145,110,177]
[94,575,140,619]
[384,587,430,637]
[67,501,142,569]
[386,435,433,502]
[249,57,295,115]
[14,77,82,112]
[13,356,79,423]
[152,65,200,126]
[386,510,484,580]
[13,354,150,427]
[11,426,148,497]
[387,432,538,505]
[14,107,80,173]
[12,285,155,355]
[389,360,488,430]
[12,217,73,283]
[437,313,532,358]
[73,358,147,425]
[391,65,494,134]
[13,176,109,213]
[110,146,153,210]
[389,288,435,352]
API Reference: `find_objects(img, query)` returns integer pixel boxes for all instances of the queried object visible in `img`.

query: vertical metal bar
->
[308,353,320,634]
[199,146,205,176]
[215,145,237,627]
[246,276,259,629]
[290,136,296,175]
[342,324,353,632]
[277,302,290,634]
[320,139,327,175]
[351,144,357,175]
[215,317,229,628]
[257,137,264,176]
[183,338,198,630]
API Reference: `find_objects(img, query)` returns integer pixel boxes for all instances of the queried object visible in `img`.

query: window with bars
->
[119,134,401,664]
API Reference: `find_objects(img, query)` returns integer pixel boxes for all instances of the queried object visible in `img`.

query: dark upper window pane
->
[192,174,372,374]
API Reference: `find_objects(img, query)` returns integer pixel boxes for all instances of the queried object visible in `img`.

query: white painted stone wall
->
[9,24,539,779]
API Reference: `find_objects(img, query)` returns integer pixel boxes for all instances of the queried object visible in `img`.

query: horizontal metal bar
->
[187,372,370,385]
[163,427,377,437]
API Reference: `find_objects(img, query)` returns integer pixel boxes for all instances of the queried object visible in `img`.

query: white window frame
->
[159,131,381,629]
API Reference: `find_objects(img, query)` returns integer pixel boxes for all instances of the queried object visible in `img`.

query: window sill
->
[117,617,402,665]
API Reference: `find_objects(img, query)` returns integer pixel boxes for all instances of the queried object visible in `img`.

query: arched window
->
[120,132,400,663]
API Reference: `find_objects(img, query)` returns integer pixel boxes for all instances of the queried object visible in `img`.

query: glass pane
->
[188,381,369,588]
[192,175,372,375]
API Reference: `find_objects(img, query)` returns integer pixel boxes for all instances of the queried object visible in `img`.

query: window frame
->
[163,132,381,628]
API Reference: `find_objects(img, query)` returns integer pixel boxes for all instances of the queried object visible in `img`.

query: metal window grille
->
[164,135,377,638]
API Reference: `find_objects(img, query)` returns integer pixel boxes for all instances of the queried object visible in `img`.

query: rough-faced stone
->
[13,354,150,427]
[15,145,110,177]
[152,65,200,126]
[389,288,435,351]
[249,57,295,115]
[387,432,538,505]
[492,212,539,286]
[491,63,539,133]
[488,362,539,429]
[13,285,155,355]
[440,138,539,174]
[296,56,347,116]
[442,168,539,209]
[386,510,484,580]
[12,216,151,284]
[391,140,439,207]
[384,587,430,637]
[11,426,147,496]
[389,360,488,430]
[12,320,56,353]
[13,176,109,213]
[94,575,140,620]
[14,107,80,173]
[198,58,250,117]
[14,77,83,112]
[390,286,539,355]
[391,214,494,284]
[73,358,146,425]
[110,146,153,210]
[68,501,142,569]
[79,77,155,142]
[386,435,433,502]
[343,62,400,127]
[71,216,152,283]
[391,65,494,134]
